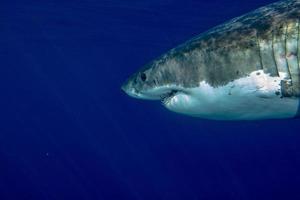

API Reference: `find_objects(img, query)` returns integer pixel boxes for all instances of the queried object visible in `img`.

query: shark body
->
[122,0,300,120]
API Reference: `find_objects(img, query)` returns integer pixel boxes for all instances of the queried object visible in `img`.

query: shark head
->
[121,56,187,102]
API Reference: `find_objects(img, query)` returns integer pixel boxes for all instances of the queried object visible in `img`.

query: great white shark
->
[122,0,300,120]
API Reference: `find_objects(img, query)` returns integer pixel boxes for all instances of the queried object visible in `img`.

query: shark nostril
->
[140,72,147,81]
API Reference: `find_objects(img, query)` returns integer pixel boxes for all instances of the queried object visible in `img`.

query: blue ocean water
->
[0,0,300,199]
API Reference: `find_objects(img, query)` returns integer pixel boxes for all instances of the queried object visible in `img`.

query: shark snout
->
[121,81,139,98]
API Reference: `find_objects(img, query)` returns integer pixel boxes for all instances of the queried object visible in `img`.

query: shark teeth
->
[161,90,178,105]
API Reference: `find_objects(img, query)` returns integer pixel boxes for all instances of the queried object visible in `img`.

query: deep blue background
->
[1,0,300,199]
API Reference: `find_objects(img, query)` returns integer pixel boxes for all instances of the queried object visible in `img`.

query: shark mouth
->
[160,90,179,104]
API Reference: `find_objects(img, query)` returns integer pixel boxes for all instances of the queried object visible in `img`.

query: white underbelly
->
[163,70,299,120]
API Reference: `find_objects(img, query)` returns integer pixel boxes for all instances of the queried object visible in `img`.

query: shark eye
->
[140,72,147,81]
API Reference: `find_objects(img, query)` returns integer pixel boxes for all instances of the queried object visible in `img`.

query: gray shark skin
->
[122,0,300,120]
